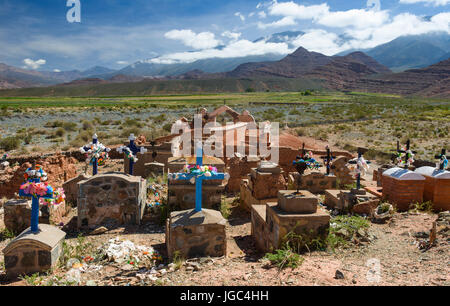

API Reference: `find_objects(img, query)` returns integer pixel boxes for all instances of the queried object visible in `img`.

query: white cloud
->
[258,16,297,29]
[23,58,46,69]
[268,1,330,20]
[164,29,222,50]
[292,30,349,56]
[222,31,242,42]
[116,61,128,65]
[399,0,450,6]
[317,9,390,29]
[149,39,291,64]
[53,69,61,72]
[234,12,246,22]
[258,11,267,18]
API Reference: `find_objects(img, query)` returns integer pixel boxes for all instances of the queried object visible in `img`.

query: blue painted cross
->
[117,134,148,175]
[80,134,111,176]
[19,161,53,233]
[168,142,228,212]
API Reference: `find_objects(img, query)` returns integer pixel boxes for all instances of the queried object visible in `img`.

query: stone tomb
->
[382,167,425,211]
[240,161,286,211]
[288,171,337,193]
[415,167,450,211]
[124,142,173,177]
[62,174,90,206]
[144,162,165,179]
[4,199,67,234]
[168,156,226,211]
[2,224,66,279]
[251,190,330,252]
[165,209,226,259]
[77,172,147,229]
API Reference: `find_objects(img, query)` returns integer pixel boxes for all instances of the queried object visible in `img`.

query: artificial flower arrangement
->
[396,148,415,168]
[117,146,138,163]
[20,181,53,198]
[80,142,110,166]
[40,188,66,206]
[24,164,48,181]
[292,151,321,170]
[347,156,370,178]
[437,154,448,170]
[182,164,218,176]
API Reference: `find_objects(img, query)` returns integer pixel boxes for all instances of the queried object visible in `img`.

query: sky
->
[0,0,449,71]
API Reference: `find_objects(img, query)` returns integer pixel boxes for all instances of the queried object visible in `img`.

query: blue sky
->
[0,0,448,71]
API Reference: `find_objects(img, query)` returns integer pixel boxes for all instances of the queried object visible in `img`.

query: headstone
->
[3,224,66,279]
[117,134,148,175]
[278,190,318,214]
[62,174,90,206]
[144,162,165,179]
[77,172,147,229]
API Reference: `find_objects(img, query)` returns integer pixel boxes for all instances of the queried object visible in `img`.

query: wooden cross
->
[150,140,158,161]
[19,161,53,233]
[320,146,336,175]
[435,149,449,170]
[117,134,148,175]
[80,134,111,176]
[292,143,321,194]
[168,142,228,212]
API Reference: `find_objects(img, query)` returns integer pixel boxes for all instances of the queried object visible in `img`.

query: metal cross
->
[320,146,336,175]
[80,134,111,176]
[395,139,417,169]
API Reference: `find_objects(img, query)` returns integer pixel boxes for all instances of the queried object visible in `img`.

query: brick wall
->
[382,176,424,211]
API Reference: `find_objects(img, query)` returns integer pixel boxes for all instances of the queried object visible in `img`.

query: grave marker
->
[393,139,416,169]
[347,147,371,190]
[292,143,322,194]
[80,134,111,176]
[320,146,336,176]
[168,142,229,212]
[117,134,148,175]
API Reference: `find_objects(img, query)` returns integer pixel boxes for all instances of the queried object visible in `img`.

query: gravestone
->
[251,190,330,252]
[62,174,90,206]
[168,154,226,211]
[117,134,148,175]
[240,161,286,211]
[166,143,228,259]
[331,156,354,186]
[77,172,147,229]
[226,155,260,192]
[144,162,165,179]
[3,224,65,279]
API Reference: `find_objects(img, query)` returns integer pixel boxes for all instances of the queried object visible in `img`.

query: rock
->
[185,266,195,272]
[187,262,201,271]
[335,228,350,238]
[335,270,345,280]
[86,280,97,286]
[90,226,108,235]
[121,264,135,271]
[413,231,429,239]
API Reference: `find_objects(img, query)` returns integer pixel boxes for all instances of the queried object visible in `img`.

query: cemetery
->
[0,104,448,287]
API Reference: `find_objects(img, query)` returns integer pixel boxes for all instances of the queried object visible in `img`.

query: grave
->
[330,156,354,186]
[124,142,176,177]
[62,174,90,206]
[77,172,147,229]
[415,166,450,211]
[382,167,425,211]
[3,224,66,279]
[166,143,228,259]
[240,161,286,211]
[168,154,226,211]
[2,163,66,278]
[117,134,148,175]
[251,190,330,252]
[144,162,165,179]
[226,155,260,192]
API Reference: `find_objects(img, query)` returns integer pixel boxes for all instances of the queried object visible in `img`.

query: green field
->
[0,91,448,161]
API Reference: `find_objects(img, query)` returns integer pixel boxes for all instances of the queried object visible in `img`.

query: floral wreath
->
[24,164,48,181]
[80,142,110,166]
[347,156,370,178]
[20,181,53,199]
[293,151,321,170]
[396,148,414,168]
[437,154,448,170]
[40,188,66,206]
[118,146,138,163]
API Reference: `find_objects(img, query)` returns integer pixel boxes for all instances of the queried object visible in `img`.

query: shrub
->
[0,136,20,151]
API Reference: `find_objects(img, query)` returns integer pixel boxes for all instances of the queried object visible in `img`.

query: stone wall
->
[77,172,147,229]
[62,174,90,206]
[0,155,77,199]
[226,156,260,193]
[249,168,286,200]
[240,179,278,211]
[330,156,354,186]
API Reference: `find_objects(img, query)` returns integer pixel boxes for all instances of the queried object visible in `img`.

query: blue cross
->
[117,134,148,175]
[168,142,228,212]
[80,134,110,176]
[18,163,53,233]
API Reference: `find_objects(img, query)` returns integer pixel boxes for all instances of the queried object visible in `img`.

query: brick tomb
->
[382,167,425,211]
[167,156,226,211]
[251,190,330,252]
[240,161,287,211]
[3,224,66,279]
[77,172,147,229]
[415,167,450,211]
[287,170,337,193]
